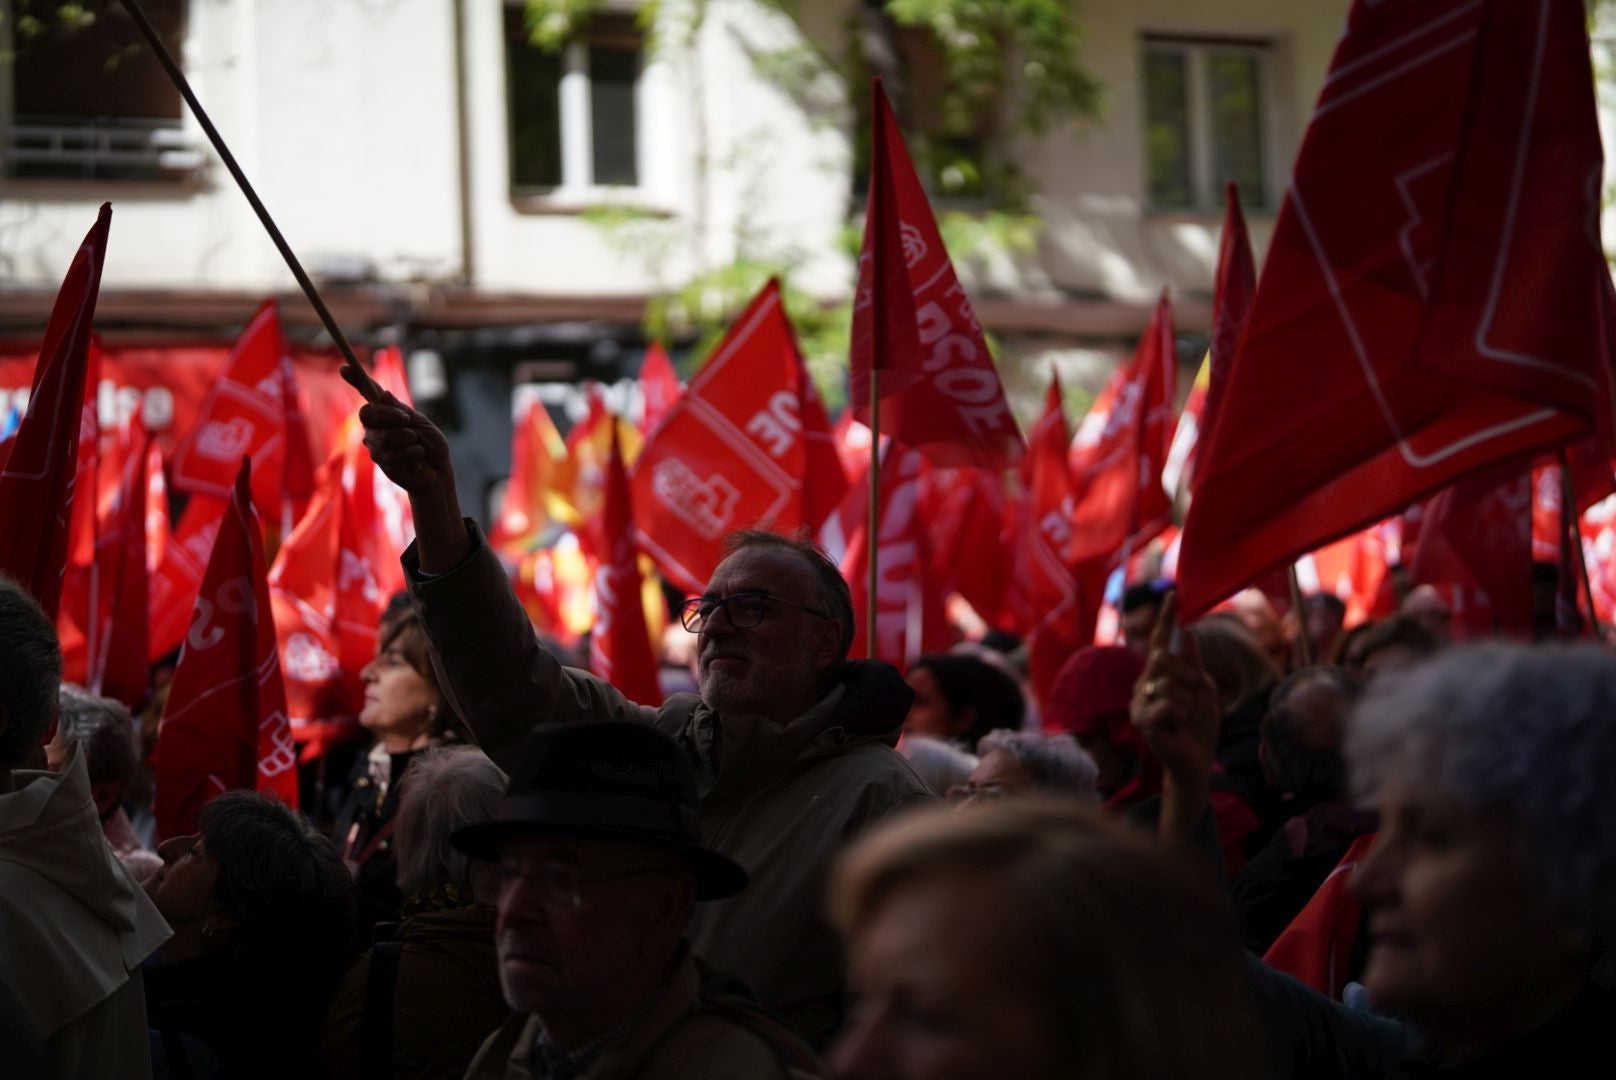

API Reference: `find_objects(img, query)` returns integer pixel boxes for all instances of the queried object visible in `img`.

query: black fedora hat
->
[451,721,747,901]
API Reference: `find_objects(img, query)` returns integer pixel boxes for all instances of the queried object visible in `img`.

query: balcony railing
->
[6,117,206,182]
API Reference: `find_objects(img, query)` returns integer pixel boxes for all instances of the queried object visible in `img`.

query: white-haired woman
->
[322,746,512,1080]
[1344,644,1616,1075]
[948,729,1099,806]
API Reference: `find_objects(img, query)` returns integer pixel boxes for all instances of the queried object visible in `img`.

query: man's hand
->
[1131,592,1220,844]
[345,370,470,572]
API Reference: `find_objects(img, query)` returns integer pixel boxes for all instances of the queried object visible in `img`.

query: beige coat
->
[408,527,937,1046]
[463,948,819,1080]
[0,744,171,1078]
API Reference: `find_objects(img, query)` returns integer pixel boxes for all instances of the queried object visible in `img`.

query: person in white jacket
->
[0,576,170,1078]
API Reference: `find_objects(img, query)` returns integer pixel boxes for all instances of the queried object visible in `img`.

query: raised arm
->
[355,388,656,770]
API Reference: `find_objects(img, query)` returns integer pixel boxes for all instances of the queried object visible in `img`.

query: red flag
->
[489,390,565,551]
[1020,372,1105,703]
[1264,833,1377,1000]
[271,418,411,756]
[1192,183,1258,492]
[56,341,107,685]
[633,280,847,592]
[0,205,110,618]
[1180,1,1606,618]
[638,341,681,434]
[1066,289,1177,566]
[849,79,1025,472]
[919,465,1016,633]
[590,426,663,704]
[146,440,170,576]
[170,300,314,524]
[154,459,297,840]
[830,443,951,667]
[148,495,227,662]
[88,422,152,705]
[1410,465,1533,638]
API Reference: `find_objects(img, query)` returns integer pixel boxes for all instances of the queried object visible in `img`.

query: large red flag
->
[57,341,106,684]
[489,389,565,551]
[1066,290,1177,567]
[149,495,227,662]
[155,459,297,840]
[919,465,1016,633]
[633,280,847,592]
[638,341,682,435]
[590,425,664,705]
[0,204,110,618]
[1180,1,1606,617]
[170,299,314,525]
[849,80,1024,472]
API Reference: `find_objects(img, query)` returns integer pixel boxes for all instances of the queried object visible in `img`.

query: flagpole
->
[1560,454,1601,637]
[867,369,880,660]
[116,0,383,404]
[1288,562,1313,667]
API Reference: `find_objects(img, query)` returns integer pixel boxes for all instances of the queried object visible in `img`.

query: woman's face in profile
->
[1352,778,1587,1038]
[829,874,1055,1080]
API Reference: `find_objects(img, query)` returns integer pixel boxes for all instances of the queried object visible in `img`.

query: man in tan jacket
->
[455,721,819,1079]
[357,389,936,1047]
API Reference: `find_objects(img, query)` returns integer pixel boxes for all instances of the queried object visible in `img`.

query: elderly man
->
[355,392,935,1046]
[0,577,170,1076]
[454,721,818,1078]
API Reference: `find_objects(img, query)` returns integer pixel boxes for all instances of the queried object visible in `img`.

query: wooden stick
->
[116,0,383,404]
[1288,562,1313,667]
[867,368,880,660]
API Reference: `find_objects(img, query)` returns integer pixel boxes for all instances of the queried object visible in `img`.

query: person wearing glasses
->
[453,721,820,1079]
[355,393,935,1049]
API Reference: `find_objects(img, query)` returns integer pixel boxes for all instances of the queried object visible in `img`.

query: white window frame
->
[1142,36,1275,213]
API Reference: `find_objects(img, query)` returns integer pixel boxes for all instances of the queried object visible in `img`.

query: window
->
[1142,37,1269,211]
[505,8,642,195]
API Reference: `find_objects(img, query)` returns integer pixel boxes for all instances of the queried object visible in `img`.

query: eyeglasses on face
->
[679,590,831,633]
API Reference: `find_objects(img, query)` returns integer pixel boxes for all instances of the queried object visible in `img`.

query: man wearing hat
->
[358,397,936,1047]
[457,721,820,1079]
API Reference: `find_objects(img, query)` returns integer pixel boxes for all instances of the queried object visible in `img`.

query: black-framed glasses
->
[680,590,831,633]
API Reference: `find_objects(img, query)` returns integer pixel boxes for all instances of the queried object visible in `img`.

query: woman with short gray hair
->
[950,730,1099,805]
[322,746,512,1079]
[1345,644,1616,1073]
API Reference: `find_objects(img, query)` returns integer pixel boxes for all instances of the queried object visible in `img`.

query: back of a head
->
[1043,646,1146,750]
[831,798,1265,1080]
[910,652,1026,746]
[53,685,138,794]
[1261,667,1357,805]
[199,792,355,979]
[394,746,508,901]
[0,577,62,771]
[1191,616,1280,712]
[1356,614,1441,674]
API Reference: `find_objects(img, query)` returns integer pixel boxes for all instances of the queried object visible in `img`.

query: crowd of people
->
[1,391,1614,1080]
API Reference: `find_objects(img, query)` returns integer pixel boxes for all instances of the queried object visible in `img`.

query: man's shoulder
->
[641,1008,803,1080]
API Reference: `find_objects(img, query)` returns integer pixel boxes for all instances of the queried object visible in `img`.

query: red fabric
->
[632,280,846,592]
[832,443,951,667]
[638,341,682,435]
[56,342,106,685]
[919,465,1016,633]
[1179,1,1606,618]
[154,459,297,840]
[1043,645,1146,750]
[1410,464,1533,637]
[169,300,316,527]
[149,495,226,662]
[1192,182,1257,493]
[145,440,169,578]
[590,425,663,705]
[1066,290,1177,567]
[1265,832,1377,1000]
[0,205,110,619]
[488,392,563,551]
[849,80,1024,472]
[88,423,152,705]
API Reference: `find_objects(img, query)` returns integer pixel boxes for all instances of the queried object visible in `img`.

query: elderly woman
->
[322,746,512,1079]
[336,606,463,937]
[143,791,354,1077]
[949,730,1098,806]
[1344,644,1616,1074]
[826,799,1265,1079]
